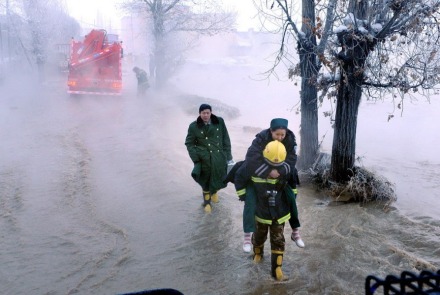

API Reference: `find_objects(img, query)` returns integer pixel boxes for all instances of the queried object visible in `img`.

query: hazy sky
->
[66,0,260,31]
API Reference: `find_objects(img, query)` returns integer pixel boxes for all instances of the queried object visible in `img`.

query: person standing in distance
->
[185,104,234,213]
[132,66,149,96]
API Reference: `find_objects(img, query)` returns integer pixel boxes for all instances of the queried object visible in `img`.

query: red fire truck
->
[67,29,122,95]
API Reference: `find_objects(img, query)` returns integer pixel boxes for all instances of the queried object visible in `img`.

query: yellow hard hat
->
[263,140,286,165]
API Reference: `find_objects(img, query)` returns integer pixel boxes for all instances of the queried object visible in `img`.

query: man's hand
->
[269,169,280,179]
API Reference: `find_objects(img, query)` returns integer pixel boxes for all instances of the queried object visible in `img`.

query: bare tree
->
[5,0,79,81]
[23,0,48,81]
[252,0,336,170]
[121,0,235,87]
[326,0,440,182]
[256,0,440,183]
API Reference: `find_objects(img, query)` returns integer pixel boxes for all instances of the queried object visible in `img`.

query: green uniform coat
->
[185,114,232,194]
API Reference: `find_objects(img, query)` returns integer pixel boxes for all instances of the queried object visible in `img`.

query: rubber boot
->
[253,245,264,263]
[203,191,211,213]
[211,191,219,203]
[271,251,284,281]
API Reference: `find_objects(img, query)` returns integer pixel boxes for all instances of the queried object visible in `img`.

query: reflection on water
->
[0,71,439,295]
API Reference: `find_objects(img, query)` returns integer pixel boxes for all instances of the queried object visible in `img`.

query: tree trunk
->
[154,43,166,88]
[330,32,369,182]
[330,73,362,182]
[298,58,319,170]
[330,0,372,182]
[297,0,319,170]
[152,0,166,88]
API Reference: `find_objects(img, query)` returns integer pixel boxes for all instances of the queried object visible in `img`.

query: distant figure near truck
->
[132,66,150,97]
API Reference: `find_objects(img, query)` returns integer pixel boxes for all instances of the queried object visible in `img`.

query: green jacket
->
[185,114,232,194]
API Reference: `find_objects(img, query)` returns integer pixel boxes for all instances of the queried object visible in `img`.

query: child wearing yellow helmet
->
[230,118,304,254]
[233,140,294,280]
[263,140,288,165]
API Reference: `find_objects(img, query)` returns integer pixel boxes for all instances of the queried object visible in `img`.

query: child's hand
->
[269,169,280,179]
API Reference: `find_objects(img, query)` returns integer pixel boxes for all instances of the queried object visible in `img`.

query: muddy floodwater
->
[1,64,439,295]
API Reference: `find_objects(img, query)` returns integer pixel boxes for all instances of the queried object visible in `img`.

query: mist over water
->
[175,58,440,220]
[355,99,440,219]
[1,44,439,294]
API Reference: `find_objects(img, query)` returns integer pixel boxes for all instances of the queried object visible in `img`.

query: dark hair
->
[199,104,212,113]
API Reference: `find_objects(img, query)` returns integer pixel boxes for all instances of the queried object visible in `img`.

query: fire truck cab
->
[67,29,122,95]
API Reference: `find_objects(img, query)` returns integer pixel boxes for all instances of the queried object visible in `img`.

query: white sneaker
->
[291,231,305,248]
[243,232,252,253]
[293,237,305,248]
[243,242,252,253]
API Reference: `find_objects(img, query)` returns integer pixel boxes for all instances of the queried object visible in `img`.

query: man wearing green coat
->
[185,104,233,213]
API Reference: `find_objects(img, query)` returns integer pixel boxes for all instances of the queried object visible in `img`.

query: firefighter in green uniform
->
[234,140,293,281]
[185,104,233,213]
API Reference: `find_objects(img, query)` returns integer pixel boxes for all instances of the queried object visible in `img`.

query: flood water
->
[1,61,439,295]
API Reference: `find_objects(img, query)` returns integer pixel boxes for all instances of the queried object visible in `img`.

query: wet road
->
[1,71,439,295]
